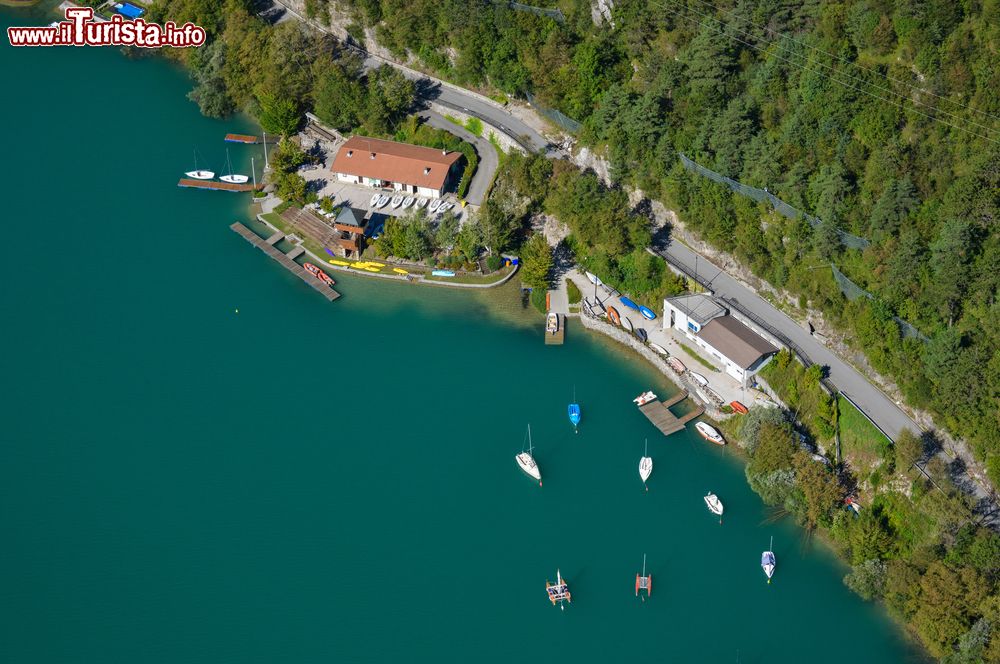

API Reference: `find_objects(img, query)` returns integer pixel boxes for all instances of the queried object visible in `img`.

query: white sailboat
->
[402,196,414,208]
[370,193,381,207]
[390,195,403,209]
[761,536,775,583]
[515,424,542,486]
[375,195,389,208]
[639,439,652,488]
[185,149,214,180]
[416,198,428,209]
[428,199,442,213]
[704,492,724,523]
[219,149,249,184]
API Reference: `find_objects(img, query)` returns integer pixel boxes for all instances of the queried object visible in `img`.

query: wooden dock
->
[544,314,565,345]
[230,222,340,301]
[178,178,263,193]
[637,391,705,436]
[224,133,277,144]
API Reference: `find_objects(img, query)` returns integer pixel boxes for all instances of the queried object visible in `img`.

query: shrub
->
[486,254,503,272]
[845,559,888,601]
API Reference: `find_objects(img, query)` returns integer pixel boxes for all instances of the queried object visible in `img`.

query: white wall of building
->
[333,172,444,198]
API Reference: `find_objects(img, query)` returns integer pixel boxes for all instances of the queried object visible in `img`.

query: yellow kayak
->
[393,268,408,275]
[367,262,385,268]
[364,267,381,273]
[327,259,349,266]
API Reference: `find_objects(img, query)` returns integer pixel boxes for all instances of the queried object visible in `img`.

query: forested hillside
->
[320,0,1000,486]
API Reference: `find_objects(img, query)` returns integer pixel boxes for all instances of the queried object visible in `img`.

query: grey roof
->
[335,206,364,227]
[664,294,727,326]
[697,316,779,369]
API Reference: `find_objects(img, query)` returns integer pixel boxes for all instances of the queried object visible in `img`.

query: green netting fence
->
[489,0,564,21]
[831,265,928,342]
[678,153,870,250]
[525,92,582,134]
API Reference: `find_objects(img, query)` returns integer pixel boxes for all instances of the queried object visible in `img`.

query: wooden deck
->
[224,133,278,144]
[230,223,340,301]
[544,314,565,345]
[637,391,705,436]
[177,178,262,192]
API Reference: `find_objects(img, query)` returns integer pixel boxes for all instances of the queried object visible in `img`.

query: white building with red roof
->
[330,135,463,199]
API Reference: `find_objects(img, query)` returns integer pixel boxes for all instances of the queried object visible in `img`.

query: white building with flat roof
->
[663,293,779,387]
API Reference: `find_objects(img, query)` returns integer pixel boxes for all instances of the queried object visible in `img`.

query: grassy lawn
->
[838,395,892,467]
[425,265,514,284]
[678,342,719,372]
[567,280,582,304]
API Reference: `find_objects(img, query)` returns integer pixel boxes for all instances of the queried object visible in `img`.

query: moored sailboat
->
[219,149,249,183]
[695,421,726,445]
[515,424,542,486]
[568,387,580,433]
[761,536,776,583]
[184,149,214,180]
[546,568,572,609]
[639,439,652,489]
[635,554,651,599]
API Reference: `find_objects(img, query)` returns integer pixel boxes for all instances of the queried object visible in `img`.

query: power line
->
[681,0,1000,126]
[648,0,1000,147]
[673,0,1000,138]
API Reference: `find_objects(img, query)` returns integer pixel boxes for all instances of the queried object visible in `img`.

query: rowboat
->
[633,390,657,406]
[667,356,686,373]
[639,306,657,320]
[695,422,725,445]
[607,306,621,325]
[635,328,648,343]
[622,317,634,333]
[649,343,669,355]
[690,372,709,387]
[730,401,749,415]
[619,296,640,311]
[762,537,776,583]
[704,492,724,523]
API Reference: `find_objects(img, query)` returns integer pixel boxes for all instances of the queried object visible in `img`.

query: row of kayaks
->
[585,272,657,320]
[369,193,455,214]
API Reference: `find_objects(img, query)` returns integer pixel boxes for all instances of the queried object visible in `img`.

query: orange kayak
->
[607,306,621,325]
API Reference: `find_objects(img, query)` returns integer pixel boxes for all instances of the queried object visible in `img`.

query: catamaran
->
[546,568,571,609]
[515,424,542,486]
[219,149,249,184]
[704,492,724,523]
[761,536,776,583]
[568,387,580,433]
[639,439,652,488]
[185,149,214,180]
[635,554,651,599]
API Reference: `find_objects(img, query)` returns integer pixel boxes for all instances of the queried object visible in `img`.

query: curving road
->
[417,110,498,206]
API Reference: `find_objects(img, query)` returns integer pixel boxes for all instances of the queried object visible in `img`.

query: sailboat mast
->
[263,131,269,169]
[528,423,533,454]
[642,554,646,577]
[251,156,256,188]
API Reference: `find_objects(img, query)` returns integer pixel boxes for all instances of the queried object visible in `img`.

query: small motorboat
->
[546,312,559,334]
[695,422,725,445]
[635,554,651,599]
[704,492,724,523]
[761,537,776,583]
[622,317,634,333]
[303,262,335,286]
[428,199,442,213]
[375,195,389,208]
[585,271,603,286]
[568,387,580,432]
[690,372,709,387]
[667,356,686,373]
[639,439,652,485]
[369,193,381,206]
[402,196,414,208]
[516,424,542,485]
[635,328,648,343]
[639,306,657,320]
[607,306,621,325]
[633,391,658,406]
[390,195,403,208]
[649,343,669,355]
[730,401,749,415]
[619,296,640,311]
[431,269,455,277]
[546,569,571,609]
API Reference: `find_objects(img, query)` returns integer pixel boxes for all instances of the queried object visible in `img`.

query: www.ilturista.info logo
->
[7,7,206,48]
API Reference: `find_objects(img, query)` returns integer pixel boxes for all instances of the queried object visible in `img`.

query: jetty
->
[178,178,262,193]
[637,391,704,436]
[224,133,278,145]
[544,314,565,345]
[230,222,340,301]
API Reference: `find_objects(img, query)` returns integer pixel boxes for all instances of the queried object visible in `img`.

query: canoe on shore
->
[649,343,669,355]
[730,401,749,415]
[690,372,709,387]
[607,306,621,325]
[636,328,648,343]
[667,356,686,374]
[619,296,640,311]
[639,306,657,320]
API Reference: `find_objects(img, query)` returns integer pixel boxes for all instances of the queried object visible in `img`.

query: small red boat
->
[303,262,335,287]
[607,306,621,326]
[730,401,748,415]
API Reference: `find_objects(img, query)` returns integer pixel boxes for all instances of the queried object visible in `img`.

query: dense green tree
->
[520,233,552,290]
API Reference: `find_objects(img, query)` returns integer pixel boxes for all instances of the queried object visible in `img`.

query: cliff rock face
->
[591,0,614,26]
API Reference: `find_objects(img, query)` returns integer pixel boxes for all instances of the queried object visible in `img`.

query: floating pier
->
[544,314,565,345]
[637,390,704,436]
[178,178,262,193]
[230,222,340,301]
[224,133,277,144]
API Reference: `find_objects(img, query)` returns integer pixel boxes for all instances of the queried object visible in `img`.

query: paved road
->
[657,240,919,442]
[418,110,498,206]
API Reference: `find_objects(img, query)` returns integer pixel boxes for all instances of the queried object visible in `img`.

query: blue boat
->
[619,296,640,311]
[568,387,581,433]
[639,306,657,320]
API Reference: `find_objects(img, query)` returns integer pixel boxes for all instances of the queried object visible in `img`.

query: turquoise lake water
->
[0,6,927,662]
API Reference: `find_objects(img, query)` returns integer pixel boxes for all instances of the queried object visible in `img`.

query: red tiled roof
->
[330,136,462,190]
